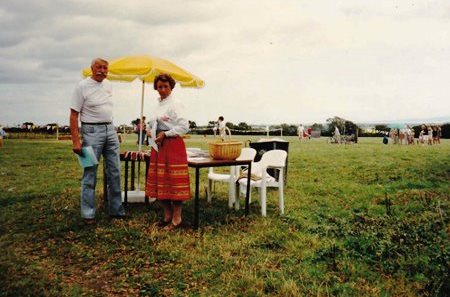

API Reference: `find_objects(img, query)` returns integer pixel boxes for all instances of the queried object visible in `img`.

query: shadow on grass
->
[0,254,62,297]
[180,197,261,231]
[0,193,45,208]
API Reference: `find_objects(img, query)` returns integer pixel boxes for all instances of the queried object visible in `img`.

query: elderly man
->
[70,58,127,225]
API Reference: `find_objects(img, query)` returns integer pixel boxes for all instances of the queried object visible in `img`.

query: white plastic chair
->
[238,150,287,216]
[207,147,257,208]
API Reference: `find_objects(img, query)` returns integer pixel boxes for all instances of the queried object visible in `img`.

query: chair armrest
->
[265,166,284,182]
[266,165,285,169]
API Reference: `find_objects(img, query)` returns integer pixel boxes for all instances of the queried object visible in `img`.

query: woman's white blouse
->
[147,95,189,137]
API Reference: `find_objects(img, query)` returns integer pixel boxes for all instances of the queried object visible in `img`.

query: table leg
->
[194,167,200,230]
[124,160,129,207]
[145,158,149,205]
[245,162,251,216]
[131,160,135,191]
[234,181,240,211]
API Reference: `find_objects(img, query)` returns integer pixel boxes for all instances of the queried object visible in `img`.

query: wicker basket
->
[208,141,243,160]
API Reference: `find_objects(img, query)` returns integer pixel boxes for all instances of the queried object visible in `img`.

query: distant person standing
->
[432,126,438,144]
[334,126,341,143]
[419,125,426,144]
[437,126,442,144]
[393,129,399,145]
[143,116,150,145]
[297,124,305,141]
[427,126,433,145]
[217,116,226,140]
[70,58,127,225]
[383,132,389,144]
[0,125,6,147]
[421,124,428,145]
[135,116,147,145]
[399,128,406,145]
[135,118,142,144]
[406,126,414,145]
[213,116,226,139]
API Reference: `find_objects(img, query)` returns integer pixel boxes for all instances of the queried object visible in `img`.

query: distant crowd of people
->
[384,125,442,145]
[418,124,442,145]
[297,124,313,141]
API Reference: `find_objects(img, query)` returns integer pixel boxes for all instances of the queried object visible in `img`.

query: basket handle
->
[214,126,232,141]
[221,127,231,141]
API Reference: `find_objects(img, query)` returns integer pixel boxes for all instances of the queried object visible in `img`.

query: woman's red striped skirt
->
[145,136,191,201]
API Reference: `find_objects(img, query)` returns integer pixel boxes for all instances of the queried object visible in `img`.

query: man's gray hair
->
[91,58,108,67]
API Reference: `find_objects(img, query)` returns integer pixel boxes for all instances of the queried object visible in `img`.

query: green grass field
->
[0,136,449,296]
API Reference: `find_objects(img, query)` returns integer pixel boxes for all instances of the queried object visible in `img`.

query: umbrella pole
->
[137,80,145,191]
[138,80,145,152]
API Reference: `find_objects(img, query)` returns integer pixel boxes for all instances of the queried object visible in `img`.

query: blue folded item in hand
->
[77,146,98,168]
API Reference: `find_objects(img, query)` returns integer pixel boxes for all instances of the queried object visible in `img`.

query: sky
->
[1,0,450,127]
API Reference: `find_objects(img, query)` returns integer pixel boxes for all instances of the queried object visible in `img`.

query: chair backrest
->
[237,147,257,161]
[260,150,287,168]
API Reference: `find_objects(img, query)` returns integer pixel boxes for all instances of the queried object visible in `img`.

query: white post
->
[138,80,145,152]
[136,80,146,191]
[278,170,284,214]
[56,124,59,140]
[228,165,236,208]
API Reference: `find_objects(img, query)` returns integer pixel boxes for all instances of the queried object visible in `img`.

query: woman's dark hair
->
[154,74,176,90]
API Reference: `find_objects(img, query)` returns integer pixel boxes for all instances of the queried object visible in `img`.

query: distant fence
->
[190,128,323,138]
[190,127,284,136]
[6,132,71,140]
[4,126,70,140]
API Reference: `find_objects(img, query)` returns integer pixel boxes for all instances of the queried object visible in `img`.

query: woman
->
[146,74,190,229]
[427,126,433,145]
[420,125,427,144]
[432,126,438,144]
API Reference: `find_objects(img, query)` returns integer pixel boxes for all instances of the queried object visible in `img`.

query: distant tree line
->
[188,117,450,139]
[4,119,450,139]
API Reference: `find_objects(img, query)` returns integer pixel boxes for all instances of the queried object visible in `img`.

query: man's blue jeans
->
[80,123,125,219]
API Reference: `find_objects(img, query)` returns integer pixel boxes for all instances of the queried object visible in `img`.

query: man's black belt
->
[82,122,112,125]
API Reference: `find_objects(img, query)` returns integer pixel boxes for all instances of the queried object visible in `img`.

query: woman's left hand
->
[155,131,166,145]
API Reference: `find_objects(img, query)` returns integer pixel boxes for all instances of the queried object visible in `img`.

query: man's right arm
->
[70,108,82,155]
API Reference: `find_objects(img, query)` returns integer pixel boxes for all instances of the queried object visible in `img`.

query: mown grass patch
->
[0,137,449,296]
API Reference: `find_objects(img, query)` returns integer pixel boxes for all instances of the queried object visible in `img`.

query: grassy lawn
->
[0,136,449,296]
